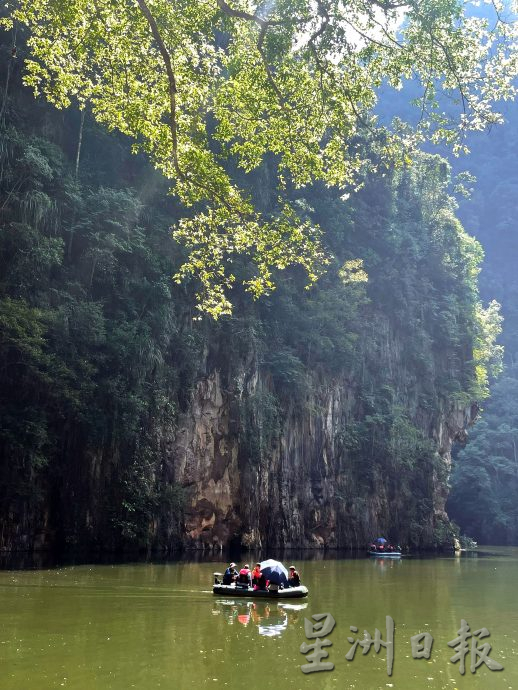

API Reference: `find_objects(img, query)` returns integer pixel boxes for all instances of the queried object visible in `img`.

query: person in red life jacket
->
[237,564,252,588]
[251,563,261,587]
[288,565,300,587]
[257,572,268,590]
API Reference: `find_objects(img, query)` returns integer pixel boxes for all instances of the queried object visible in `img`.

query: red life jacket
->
[238,568,251,585]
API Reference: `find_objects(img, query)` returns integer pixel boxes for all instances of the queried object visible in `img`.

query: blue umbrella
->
[376,537,387,544]
[259,559,289,585]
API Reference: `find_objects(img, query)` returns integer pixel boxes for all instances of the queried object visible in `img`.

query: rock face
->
[170,320,478,551]
[2,351,476,555]
[172,372,241,549]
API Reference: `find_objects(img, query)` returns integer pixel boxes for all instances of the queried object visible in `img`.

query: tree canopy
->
[3,0,518,315]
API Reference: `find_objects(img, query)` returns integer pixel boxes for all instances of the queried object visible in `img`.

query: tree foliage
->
[445,76,518,545]
[4,0,518,315]
[448,371,518,544]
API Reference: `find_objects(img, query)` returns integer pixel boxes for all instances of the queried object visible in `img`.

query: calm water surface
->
[1,548,518,690]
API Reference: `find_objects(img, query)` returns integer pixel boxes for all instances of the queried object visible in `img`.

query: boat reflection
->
[212,599,308,637]
[371,557,403,572]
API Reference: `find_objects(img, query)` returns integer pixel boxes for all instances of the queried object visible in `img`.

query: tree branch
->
[135,0,180,176]
[217,0,270,27]
[257,25,283,100]
[309,0,330,45]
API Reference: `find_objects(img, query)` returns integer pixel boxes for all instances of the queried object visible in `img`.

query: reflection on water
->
[2,552,518,689]
[370,556,403,573]
[7,546,517,572]
[212,599,307,637]
[0,546,367,571]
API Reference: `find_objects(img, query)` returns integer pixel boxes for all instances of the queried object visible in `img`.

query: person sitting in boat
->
[222,562,238,585]
[288,566,300,587]
[251,563,262,587]
[257,572,268,590]
[252,570,268,591]
[236,564,252,589]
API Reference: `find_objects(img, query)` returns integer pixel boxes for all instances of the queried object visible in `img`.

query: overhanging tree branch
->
[135,0,181,176]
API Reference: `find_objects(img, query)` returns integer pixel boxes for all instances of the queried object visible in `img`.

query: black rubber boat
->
[368,550,402,558]
[212,583,309,598]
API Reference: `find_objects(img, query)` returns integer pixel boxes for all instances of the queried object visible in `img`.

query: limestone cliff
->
[171,314,478,551]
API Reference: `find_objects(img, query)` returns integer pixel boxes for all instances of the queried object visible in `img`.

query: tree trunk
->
[75,110,85,178]
[0,25,17,124]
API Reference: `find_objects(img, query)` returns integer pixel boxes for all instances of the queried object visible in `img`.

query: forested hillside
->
[0,32,499,554]
[447,100,518,544]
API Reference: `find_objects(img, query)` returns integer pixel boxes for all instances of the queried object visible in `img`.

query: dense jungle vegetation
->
[0,25,502,552]
[446,98,518,545]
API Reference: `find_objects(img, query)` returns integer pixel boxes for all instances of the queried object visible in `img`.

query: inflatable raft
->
[212,583,309,599]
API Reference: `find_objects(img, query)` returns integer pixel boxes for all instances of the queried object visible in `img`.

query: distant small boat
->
[368,537,402,558]
[368,550,402,558]
[212,582,309,599]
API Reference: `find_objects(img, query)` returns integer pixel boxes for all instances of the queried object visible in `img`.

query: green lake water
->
[1,548,518,690]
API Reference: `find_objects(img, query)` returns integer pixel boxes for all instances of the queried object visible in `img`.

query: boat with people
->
[367,536,402,558]
[368,549,402,558]
[212,559,309,599]
[212,583,309,598]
